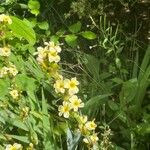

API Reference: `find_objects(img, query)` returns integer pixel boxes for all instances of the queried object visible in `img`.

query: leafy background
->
[0,0,150,149]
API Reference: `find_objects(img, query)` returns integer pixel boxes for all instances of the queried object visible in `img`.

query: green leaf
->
[0,145,4,150]
[50,35,59,43]
[15,74,36,90]
[137,123,150,135]
[0,79,9,99]
[84,94,111,117]
[8,16,36,45]
[25,56,44,81]
[15,74,37,99]
[108,100,119,111]
[84,94,112,112]
[41,88,54,149]
[69,21,81,33]
[9,119,29,131]
[80,31,96,40]
[9,135,30,143]
[28,0,40,16]
[67,128,81,150]
[56,28,65,36]
[19,3,28,9]
[31,9,40,16]
[65,34,77,47]
[119,78,138,107]
[83,54,100,81]
[23,18,36,28]
[111,78,123,84]
[28,0,40,10]
[38,21,49,30]
[0,6,5,13]
[115,58,121,68]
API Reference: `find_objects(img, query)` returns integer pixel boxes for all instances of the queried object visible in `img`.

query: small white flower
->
[0,47,11,57]
[58,101,71,118]
[9,89,19,99]
[44,41,61,53]
[85,120,97,131]
[54,79,65,94]
[5,143,22,150]
[64,77,79,95]
[8,64,18,76]
[48,49,60,63]
[0,67,9,78]
[69,95,84,111]
[0,14,12,24]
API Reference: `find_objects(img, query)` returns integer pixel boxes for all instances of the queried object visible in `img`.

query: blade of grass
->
[41,88,55,150]
[138,46,150,81]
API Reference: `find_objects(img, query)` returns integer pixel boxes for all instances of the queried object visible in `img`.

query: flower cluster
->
[78,115,98,145]
[0,46,11,57]
[5,143,22,150]
[34,41,61,64]
[54,77,84,118]
[1,14,31,150]
[0,63,18,78]
[35,41,99,146]
[100,125,113,149]
[9,89,20,100]
[0,14,12,25]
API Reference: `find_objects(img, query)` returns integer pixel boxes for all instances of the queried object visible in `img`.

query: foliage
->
[0,0,150,150]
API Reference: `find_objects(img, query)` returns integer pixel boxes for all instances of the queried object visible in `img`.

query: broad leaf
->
[8,16,36,45]
[38,21,49,30]
[69,21,81,33]
[28,0,40,16]
[80,31,96,40]
[65,34,77,47]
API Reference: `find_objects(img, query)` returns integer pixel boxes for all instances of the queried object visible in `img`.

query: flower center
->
[63,106,69,112]
[70,82,76,88]
[50,51,57,56]
[73,100,80,106]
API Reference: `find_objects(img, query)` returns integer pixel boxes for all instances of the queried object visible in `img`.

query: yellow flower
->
[58,101,71,118]
[0,67,9,78]
[79,115,88,124]
[85,120,97,131]
[44,41,55,47]
[48,49,60,63]
[64,77,79,95]
[5,143,22,150]
[35,42,62,64]
[78,115,89,134]
[9,90,19,99]
[34,47,47,64]
[44,41,61,53]
[83,133,99,145]
[26,143,34,150]
[0,47,11,57]
[69,95,84,111]
[0,14,12,24]
[83,137,90,144]
[20,106,29,119]
[90,133,99,144]
[0,64,18,78]
[78,124,89,135]
[54,79,65,94]
[8,64,18,76]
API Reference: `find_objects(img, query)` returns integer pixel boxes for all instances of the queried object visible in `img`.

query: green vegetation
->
[0,0,149,150]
